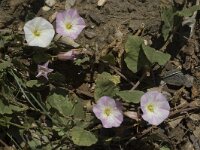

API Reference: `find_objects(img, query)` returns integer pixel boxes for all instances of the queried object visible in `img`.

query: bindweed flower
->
[36,61,53,80]
[24,17,55,47]
[140,91,170,126]
[56,9,86,39]
[57,49,79,61]
[93,96,123,128]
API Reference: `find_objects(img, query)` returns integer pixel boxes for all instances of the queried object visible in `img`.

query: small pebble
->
[97,0,107,6]
[89,13,102,25]
[65,0,76,9]
[84,31,96,39]
[45,0,56,7]
[42,6,51,11]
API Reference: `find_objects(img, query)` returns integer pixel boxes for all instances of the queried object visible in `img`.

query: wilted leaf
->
[94,72,119,100]
[124,36,144,73]
[142,44,170,66]
[70,127,97,146]
[168,117,184,128]
[60,36,80,47]
[117,90,144,103]
[177,5,200,17]
[161,7,175,41]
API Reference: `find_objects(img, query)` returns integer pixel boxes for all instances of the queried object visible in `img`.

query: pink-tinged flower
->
[24,17,55,47]
[140,91,170,126]
[93,96,123,128]
[56,9,86,39]
[57,49,79,61]
[36,61,53,80]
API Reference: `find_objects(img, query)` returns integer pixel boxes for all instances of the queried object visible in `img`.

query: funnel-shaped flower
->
[57,49,79,61]
[93,96,123,128]
[24,17,55,47]
[36,61,53,80]
[56,9,86,39]
[140,91,170,125]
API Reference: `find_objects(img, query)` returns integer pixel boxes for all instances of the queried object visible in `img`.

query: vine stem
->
[130,72,147,91]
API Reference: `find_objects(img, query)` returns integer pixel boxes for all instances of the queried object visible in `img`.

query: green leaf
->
[161,7,175,41]
[70,127,97,146]
[142,44,170,66]
[50,72,66,83]
[160,146,170,150]
[0,100,12,114]
[0,61,12,71]
[74,56,90,66]
[124,36,144,73]
[94,72,119,100]
[47,93,74,116]
[177,5,200,17]
[0,99,24,114]
[117,90,144,103]
[26,80,42,88]
[72,100,85,119]
[101,53,116,65]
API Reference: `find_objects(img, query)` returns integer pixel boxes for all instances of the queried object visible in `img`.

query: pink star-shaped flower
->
[36,61,53,80]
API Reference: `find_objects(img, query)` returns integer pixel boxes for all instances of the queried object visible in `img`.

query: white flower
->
[24,17,55,47]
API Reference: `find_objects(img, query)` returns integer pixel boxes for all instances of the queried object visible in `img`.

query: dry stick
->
[125,126,156,146]
[130,72,146,91]
[0,139,8,147]
[76,89,94,98]
[169,103,200,118]
[125,104,200,146]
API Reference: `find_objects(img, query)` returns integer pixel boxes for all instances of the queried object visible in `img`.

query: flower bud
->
[57,49,79,61]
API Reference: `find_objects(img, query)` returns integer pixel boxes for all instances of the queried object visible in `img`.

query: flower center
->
[104,108,112,116]
[33,30,41,37]
[147,104,154,112]
[66,23,72,29]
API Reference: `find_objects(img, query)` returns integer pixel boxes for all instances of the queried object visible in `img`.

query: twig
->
[130,72,146,91]
[0,139,8,147]
[76,89,94,98]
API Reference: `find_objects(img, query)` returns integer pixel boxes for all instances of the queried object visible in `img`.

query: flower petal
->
[140,91,170,125]
[93,96,123,128]
[56,9,85,39]
[24,17,55,47]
